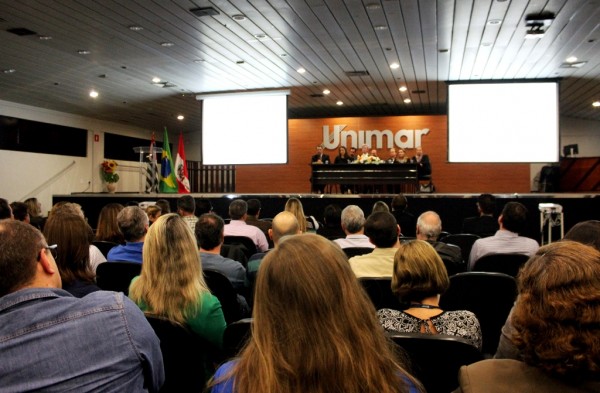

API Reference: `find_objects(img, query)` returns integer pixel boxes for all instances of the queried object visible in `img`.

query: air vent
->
[190,7,220,17]
[345,70,370,77]
[310,93,324,98]
[412,90,426,94]
[7,27,37,36]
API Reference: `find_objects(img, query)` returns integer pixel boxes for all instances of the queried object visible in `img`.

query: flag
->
[145,132,159,193]
[159,127,178,193]
[175,133,191,193]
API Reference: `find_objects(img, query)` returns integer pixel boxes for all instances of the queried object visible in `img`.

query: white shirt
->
[468,230,539,270]
[334,234,375,249]
[224,220,269,252]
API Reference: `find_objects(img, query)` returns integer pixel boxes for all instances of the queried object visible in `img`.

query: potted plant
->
[100,160,120,193]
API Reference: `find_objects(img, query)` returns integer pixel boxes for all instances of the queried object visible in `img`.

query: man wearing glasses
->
[0,220,165,392]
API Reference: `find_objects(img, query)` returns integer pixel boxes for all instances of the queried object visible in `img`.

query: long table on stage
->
[311,163,419,193]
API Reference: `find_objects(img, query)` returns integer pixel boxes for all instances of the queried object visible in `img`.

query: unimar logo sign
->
[322,124,430,149]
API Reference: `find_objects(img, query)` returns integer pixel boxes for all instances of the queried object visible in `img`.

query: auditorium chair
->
[91,240,118,257]
[358,277,402,310]
[471,253,530,277]
[342,247,374,259]
[442,233,480,264]
[203,269,245,324]
[223,235,257,263]
[223,318,253,359]
[95,261,141,296]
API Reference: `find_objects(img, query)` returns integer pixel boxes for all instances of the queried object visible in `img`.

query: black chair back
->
[343,247,374,258]
[220,244,249,267]
[223,318,253,359]
[471,253,530,277]
[95,261,141,295]
[91,240,119,257]
[440,272,517,356]
[223,236,257,262]
[203,269,243,324]
[359,277,402,310]
[389,332,484,393]
[443,233,480,263]
[146,315,214,393]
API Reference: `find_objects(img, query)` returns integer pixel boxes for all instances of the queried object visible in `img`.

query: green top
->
[129,277,226,348]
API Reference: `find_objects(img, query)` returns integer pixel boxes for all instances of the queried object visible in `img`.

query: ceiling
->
[1,0,599,135]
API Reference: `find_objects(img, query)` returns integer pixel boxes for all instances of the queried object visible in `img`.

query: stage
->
[53,192,599,244]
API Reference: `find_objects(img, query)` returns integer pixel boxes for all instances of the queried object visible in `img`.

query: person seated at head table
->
[387,147,398,163]
[396,148,409,163]
[378,240,482,350]
[209,234,422,393]
[311,144,330,164]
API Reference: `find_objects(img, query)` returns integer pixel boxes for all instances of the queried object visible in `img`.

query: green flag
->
[159,127,178,193]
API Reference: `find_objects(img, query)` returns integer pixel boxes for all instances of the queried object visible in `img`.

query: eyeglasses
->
[44,244,58,259]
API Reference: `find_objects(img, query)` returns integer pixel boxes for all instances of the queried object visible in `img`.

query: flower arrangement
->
[100,160,120,183]
[355,153,383,164]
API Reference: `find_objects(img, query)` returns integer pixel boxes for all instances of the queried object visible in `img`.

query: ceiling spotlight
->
[177,115,184,120]
[399,86,407,92]
[365,3,381,10]
[77,50,91,55]
[3,69,16,74]
[194,59,205,63]
[592,101,600,107]
[323,89,331,95]
[38,35,52,40]
[160,42,174,47]
[152,77,161,83]
[374,25,388,31]
[487,19,502,25]
[297,67,306,74]
[89,90,99,98]
[390,62,400,69]
[128,25,143,31]
[336,101,344,106]
[232,14,246,21]
[403,98,411,103]
[566,56,578,63]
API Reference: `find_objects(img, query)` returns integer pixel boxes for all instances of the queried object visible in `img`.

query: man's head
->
[477,193,496,215]
[499,202,528,234]
[563,220,600,251]
[10,202,29,222]
[364,211,400,248]
[340,205,366,235]
[228,199,248,220]
[415,146,423,156]
[195,198,213,215]
[349,147,357,156]
[0,198,14,220]
[247,199,262,217]
[388,148,397,159]
[361,144,369,154]
[0,220,61,296]
[177,195,196,216]
[398,148,406,159]
[316,144,323,154]
[195,213,225,251]
[117,206,149,242]
[416,211,442,241]
[269,211,300,245]
[391,194,408,212]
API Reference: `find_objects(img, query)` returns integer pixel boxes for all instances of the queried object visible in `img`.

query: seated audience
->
[317,203,345,240]
[44,213,101,297]
[468,202,539,270]
[348,211,401,278]
[107,206,148,263]
[196,198,214,215]
[378,240,482,349]
[245,199,272,246]
[145,204,162,225]
[177,195,198,232]
[0,220,164,391]
[391,194,416,237]
[334,205,375,249]
[462,193,498,237]
[155,199,171,214]
[94,202,125,244]
[456,241,600,392]
[10,201,29,223]
[0,198,13,219]
[129,213,226,350]
[284,197,319,233]
[416,211,463,274]
[372,200,390,214]
[24,197,46,230]
[224,199,269,252]
[209,234,421,393]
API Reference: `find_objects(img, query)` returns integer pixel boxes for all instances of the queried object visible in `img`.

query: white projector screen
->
[200,91,289,165]
[447,81,559,163]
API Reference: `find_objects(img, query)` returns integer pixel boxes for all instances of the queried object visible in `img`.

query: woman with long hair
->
[95,202,125,244]
[210,234,421,393]
[128,213,226,348]
[43,212,100,297]
[24,197,46,230]
[284,197,316,233]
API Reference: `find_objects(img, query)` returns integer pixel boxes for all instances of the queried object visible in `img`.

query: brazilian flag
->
[159,127,178,193]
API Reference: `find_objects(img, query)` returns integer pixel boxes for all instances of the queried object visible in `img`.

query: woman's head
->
[24,197,42,217]
[145,205,162,224]
[95,203,124,242]
[43,213,94,284]
[284,197,307,233]
[130,213,208,323]
[338,146,347,156]
[391,240,449,303]
[512,241,600,381]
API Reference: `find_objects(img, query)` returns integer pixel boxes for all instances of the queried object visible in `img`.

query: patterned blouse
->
[377,308,482,349]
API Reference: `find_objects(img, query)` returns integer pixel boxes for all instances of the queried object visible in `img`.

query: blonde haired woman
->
[129,213,226,348]
[284,197,318,233]
[378,240,482,349]
[210,234,421,393]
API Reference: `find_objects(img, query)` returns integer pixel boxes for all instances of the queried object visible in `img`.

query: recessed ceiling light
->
[77,50,91,55]
[390,62,400,69]
[481,42,492,47]
[336,100,344,106]
[365,3,381,10]
[152,77,161,83]
[38,35,52,40]
[439,49,449,53]
[403,98,411,103]
[488,19,502,25]
[279,53,287,57]
[232,14,246,21]
[177,115,184,120]
[374,25,388,31]
[194,59,205,63]
[89,90,99,98]
[254,33,267,39]
[566,56,578,63]
[160,42,174,47]
[3,69,16,74]
[128,25,143,31]
[592,101,600,107]
[323,89,331,95]
[399,86,407,92]
[297,67,306,74]
[236,60,245,65]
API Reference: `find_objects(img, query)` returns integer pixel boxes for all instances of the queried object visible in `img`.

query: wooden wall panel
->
[236,115,531,193]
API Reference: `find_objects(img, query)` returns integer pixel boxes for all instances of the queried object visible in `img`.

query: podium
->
[133,146,162,193]
[538,203,564,245]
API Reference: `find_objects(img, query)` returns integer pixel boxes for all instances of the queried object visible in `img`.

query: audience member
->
[348,211,401,278]
[468,202,539,270]
[410,146,431,180]
[416,211,464,274]
[196,198,214,216]
[317,203,345,240]
[209,234,421,393]
[284,197,319,233]
[372,200,390,214]
[177,195,198,232]
[0,198,13,219]
[391,194,416,237]
[10,201,29,222]
[145,204,162,225]
[44,213,101,297]
[224,199,269,252]
[107,206,148,263]
[129,213,226,349]
[0,220,164,391]
[155,199,171,214]
[378,240,482,349]
[24,197,46,230]
[457,241,600,392]
[245,199,272,247]
[94,202,125,244]
[462,193,498,237]
[334,205,375,249]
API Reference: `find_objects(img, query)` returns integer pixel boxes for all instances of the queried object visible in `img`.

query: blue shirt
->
[0,288,165,392]
[107,241,144,263]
